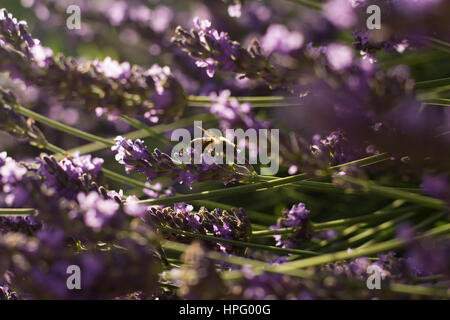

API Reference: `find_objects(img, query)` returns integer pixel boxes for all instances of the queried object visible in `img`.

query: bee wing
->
[196,125,214,138]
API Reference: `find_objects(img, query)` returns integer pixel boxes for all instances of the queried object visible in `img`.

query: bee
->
[189,126,238,163]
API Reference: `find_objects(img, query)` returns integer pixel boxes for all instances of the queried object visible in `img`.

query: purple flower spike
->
[209,90,269,131]
[261,24,304,54]
[173,18,283,88]
[270,203,312,248]
[77,192,119,231]
[36,154,104,200]
[112,136,255,188]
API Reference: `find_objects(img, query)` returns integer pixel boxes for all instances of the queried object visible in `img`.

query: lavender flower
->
[173,18,283,88]
[325,43,354,71]
[0,152,31,208]
[93,57,131,80]
[310,130,370,167]
[422,174,449,204]
[398,225,450,279]
[209,90,268,131]
[31,0,175,36]
[323,0,449,58]
[323,0,358,29]
[76,192,120,232]
[0,9,187,123]
[0,9,35,49]
[0,232,162,299]
[0,86,48,145]
[227,3,242,18]
[0,155,164,299]
[142,181,174,200]
[191,18,239,78]
[236,266,314,299]
[270,203,312,248]
[352,29,409,63]
[36,154,104,200]
[0,215,41,235]
[0,152,143,239]
[406,239,450,278]
[112,136,256,188]
[261,24,304,54]
[123,195,147,218]
[147,205,251,254]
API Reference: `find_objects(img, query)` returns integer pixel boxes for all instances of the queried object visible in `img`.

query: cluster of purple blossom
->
[173,17,284,88]
[28,0,175,46]
[270,203,312,248]
[147,203,252,254]
[0,8,186,123]
[422,174,450,206]
[36,154,104,200]
[112,136,256,188]
[172,238,450,300]
[209,90,269,131]
[0,150,166,298]
[324,0,450,60]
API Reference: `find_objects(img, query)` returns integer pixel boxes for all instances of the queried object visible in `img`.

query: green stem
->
[119,115,175,146]
[43,142,67,155]
[358,212,446,249]
[306,224,365,251]
[188,94,303,107]
[188,95,288,102]
[423,102,450,107]
[14,105,114,146]
[64,113,214,156]
[271,224,450,272]
[421,98,450,107]
[388,283,450,298]
[314,203,409,231]
[339,176,446,210]
[429,43,450,54]
[0,208,36,215]
[257,177,421,195]
[136,153,390,205]
[157,225,319,256]
[162,240,449,298]
[251,200,408,237]
[284,0,322,10]
[427,37,450,49]
[161,239,314,279]
[339,211,416,247]
[415,77,450,89]
[189,102,301,108]
[101,168,160,193]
